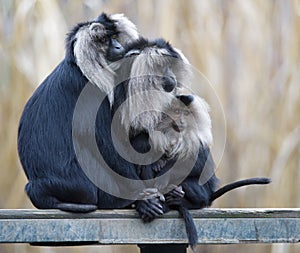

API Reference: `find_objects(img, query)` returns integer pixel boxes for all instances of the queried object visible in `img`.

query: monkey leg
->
[25,179,98,213]
[180,180,212,209]
[55,203,97,213]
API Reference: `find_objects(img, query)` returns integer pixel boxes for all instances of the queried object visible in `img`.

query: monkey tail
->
[210,177,271,202]
[177,206,198,250]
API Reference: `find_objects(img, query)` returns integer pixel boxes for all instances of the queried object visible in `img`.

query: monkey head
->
[152,94,213,159]
[66,13,139,100]
[119,38,191,133]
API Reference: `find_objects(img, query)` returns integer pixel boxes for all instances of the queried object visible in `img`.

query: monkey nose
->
[162,76,177,92]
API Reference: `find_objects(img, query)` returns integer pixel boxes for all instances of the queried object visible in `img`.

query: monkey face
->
[171,108,191,132]
[88,22,125,62]
[157,94,197,136]
[93,12,140,62]
[106,36,125,62]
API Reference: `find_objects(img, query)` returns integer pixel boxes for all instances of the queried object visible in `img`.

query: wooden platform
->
[0,208,299,245]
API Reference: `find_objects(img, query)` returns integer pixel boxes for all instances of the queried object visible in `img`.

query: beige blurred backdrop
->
[0,0,300,253]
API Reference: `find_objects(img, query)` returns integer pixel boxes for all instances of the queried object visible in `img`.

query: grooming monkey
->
[18,13,142,213]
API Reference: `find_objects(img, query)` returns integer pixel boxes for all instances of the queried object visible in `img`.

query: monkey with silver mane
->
[18,13,141,213]
[133,94,270,248]
[112,37,191,219]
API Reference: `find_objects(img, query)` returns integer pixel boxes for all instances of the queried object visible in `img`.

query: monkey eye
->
[183,110,190,116]
[174,109,180,114]
[111,34,118,39]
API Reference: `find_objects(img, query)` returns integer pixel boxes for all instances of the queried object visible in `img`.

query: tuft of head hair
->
[108,13,139,44]
[119,38,187,133]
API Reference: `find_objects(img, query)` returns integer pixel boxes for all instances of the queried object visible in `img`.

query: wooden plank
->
[98,217,300,244]
[1,208,300,219]
[0,209,299,244]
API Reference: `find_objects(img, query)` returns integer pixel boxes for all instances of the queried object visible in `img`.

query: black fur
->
[124,37,181,59]
[18,16,138,212]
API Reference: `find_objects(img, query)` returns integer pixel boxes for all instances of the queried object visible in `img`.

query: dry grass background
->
[0,0,300,252]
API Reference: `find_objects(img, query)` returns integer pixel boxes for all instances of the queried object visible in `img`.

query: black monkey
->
[18,13,141,213]
[129,94,217,249]
[112,37,191,218]
[132,94,270,249]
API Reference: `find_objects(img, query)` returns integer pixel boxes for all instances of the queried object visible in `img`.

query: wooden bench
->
[0,208,299,253]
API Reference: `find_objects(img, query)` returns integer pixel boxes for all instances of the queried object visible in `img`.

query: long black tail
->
[177,206,198,250]
[210,177,271,202]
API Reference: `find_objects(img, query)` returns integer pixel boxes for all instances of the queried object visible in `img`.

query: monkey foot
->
[165,185,185,206]
[56,203,98,213]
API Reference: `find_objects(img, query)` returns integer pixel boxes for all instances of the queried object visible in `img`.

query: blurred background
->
[0,0,299,252]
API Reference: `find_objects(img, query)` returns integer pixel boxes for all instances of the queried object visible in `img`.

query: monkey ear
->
[89,23,106,41]
[176,95,194,106]
[94,12,109,22]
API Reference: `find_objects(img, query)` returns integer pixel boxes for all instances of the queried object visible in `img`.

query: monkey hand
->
[136,198,164,223]
[165,185,185,207]
[139,188,165,202]
[152,159,167,173]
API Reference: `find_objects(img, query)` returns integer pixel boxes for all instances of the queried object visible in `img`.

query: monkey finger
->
[137,202,159,220]
[159,194,165,202]
[167,200,182,206]
[159,159,166,168]
[149,206,164,216]
[173,190,185,198]
[146,201,164,215]
[153,164,160,173]
[143,188,158,194]
[149,199,163,210]
[142,204,163,218]
[167,190,184,198]
[170,186,185,197]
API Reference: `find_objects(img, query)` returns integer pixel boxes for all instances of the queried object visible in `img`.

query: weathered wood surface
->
[0,208,299,245]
